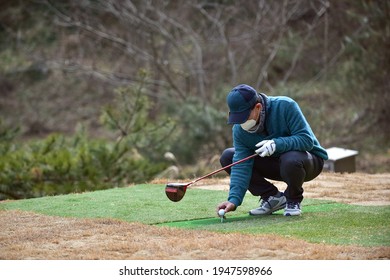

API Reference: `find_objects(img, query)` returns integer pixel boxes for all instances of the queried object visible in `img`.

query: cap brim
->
[228,109,251,124]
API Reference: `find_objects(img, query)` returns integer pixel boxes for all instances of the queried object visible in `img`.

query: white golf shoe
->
[284,201,302,216]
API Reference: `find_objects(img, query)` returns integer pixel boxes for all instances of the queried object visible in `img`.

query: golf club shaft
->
[191,153,258,184]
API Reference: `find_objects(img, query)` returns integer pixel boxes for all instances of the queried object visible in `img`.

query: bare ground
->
[1,172,390,260]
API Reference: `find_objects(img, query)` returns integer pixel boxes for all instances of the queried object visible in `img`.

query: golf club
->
[165,153,258,202]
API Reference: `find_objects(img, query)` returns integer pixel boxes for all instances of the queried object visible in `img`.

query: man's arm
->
[273,101,314,153]
[227,126,255,207]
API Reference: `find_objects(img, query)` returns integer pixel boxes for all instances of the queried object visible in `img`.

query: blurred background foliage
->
[0,0,389,199]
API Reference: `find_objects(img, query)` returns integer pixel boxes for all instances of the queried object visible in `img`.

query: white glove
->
[255,140,276,157]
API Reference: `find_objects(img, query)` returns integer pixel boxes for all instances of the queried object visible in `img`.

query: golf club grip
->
[192,153,258,183]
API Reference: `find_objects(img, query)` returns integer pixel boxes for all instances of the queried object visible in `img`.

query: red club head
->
[165,183,189,202]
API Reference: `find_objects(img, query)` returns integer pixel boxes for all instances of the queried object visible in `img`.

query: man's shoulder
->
[268,96,298,112]
[232,124,242,134]
[232,124,250,140]
[269,95,296,104]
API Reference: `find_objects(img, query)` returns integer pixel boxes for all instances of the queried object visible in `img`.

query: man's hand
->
[255,140,276,157]
[216,201,236,216]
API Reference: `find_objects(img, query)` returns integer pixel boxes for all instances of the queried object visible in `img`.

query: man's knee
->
[279,151,306,171]
[220,148,235,167]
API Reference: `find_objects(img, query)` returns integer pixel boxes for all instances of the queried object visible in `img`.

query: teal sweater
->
[228,95,328,207]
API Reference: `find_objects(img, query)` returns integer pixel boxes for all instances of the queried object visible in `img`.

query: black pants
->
[220,148,324,202]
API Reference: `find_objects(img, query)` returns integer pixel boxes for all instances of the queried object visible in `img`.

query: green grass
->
[1,184,389,247]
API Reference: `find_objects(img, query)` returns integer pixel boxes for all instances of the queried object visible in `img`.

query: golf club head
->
[165,183,189,202]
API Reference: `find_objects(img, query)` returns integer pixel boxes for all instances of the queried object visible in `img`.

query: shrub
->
[0,128,168,200]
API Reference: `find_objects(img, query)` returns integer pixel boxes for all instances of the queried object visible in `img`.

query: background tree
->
[0,0,388,171]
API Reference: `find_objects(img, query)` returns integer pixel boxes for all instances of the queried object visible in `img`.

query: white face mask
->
[240,119,257,131]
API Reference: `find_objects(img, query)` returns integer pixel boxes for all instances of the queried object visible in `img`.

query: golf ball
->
[218,209,225,217]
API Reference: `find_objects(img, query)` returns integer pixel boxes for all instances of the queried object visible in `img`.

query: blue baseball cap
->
[227,84,259,124]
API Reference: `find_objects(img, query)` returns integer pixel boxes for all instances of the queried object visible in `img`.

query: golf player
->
[217,84,328,216]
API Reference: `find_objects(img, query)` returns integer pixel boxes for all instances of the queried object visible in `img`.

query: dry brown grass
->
[1,210,389,260]
[1,172,390,260]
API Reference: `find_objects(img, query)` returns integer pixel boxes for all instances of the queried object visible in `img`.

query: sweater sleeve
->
[273,100,314,153]
[227,126,255,207]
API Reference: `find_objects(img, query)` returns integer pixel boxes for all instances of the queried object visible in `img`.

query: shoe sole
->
[248,202,286,216]
[283,211,301,216]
